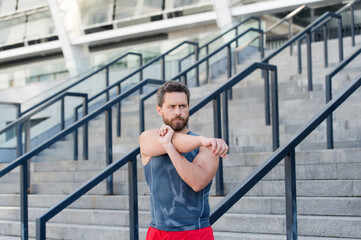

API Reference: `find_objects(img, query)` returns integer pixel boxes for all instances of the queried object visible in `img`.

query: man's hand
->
[156,124,174,146]
[199,136,229,158]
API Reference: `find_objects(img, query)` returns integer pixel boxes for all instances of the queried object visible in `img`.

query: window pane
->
[25,11,56,41]
[0,0,17,16]
[17,0,47,11]
[79,0,113,26]
[165,0,212,9]
[0,17,26,46]
[114,0,163,20]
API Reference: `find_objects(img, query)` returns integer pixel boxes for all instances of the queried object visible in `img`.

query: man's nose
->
[174,106,181,115]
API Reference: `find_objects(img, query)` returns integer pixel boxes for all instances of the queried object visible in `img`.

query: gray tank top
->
[144,131,212,231]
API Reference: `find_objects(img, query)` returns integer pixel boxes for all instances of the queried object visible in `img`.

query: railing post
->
[139,54,143,81]
[264,70,271,126]
[271,69,280,150]
[178,59,182,75]
[350,5,355,47]
[61,98,65,130]
[106,67,110,101]
[139,98,145,135]
[195,44,200,86]
[73,107,79,160]
[297,38,302,74]
[235,26,239,48]
[337,17,344,62]
[36,218,45,240]
[259,31,265,59]
[221,91,229,147]
[20,161,29,240]
[182,74,188,86]
[129,155,139,240]
[213,95,224,196]
[284,148,298,240]
[289,18,293,56]
[227,44,233,100]
[306,31,313,91]
[323,24,329,68]
[325,75,334,149]
[206,45,210,84]
[116,83,122,137]
[24,119,31,192]
[17,123,23,157]
[82,96,89,160]
[16,104,22,157]
[105,108,113,195]
[161,56,165,81]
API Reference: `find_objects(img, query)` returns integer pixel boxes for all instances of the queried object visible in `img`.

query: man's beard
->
[163,116,189,131]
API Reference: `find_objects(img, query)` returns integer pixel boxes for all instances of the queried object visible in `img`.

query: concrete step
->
[1,194,360,217]
[1,213,360,240]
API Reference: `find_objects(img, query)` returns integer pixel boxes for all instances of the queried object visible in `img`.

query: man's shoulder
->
[187,130,198,136]
[140,129,156,139]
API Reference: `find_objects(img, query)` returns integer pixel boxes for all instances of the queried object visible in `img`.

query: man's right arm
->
[139,127,228,166]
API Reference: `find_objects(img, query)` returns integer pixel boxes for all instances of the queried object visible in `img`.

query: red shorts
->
[146,226,214,240]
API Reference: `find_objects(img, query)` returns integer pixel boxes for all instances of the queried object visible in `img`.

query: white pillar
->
[48,0,89,76]
[213,0,233,28]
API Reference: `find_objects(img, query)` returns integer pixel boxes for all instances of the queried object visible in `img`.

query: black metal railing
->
[209,73,361,240]
[0,79,165,240]
[0,101,21,156]
[1,3,359,240]
[36,61,279,240]
[0,92,88,161]
[336,0,359,47]
[22,52,143,116]
[263,11,344,92]
[180,16,261,83]
[325,47,361,149]
[172,28,264,85]
[0,52,142,162]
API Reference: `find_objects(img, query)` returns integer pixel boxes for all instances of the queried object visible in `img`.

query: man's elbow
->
[190,181,208,192]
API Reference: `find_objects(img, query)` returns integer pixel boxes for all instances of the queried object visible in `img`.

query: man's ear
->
[156,105,162,116]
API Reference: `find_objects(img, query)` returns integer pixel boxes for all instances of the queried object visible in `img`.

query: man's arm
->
[155,125,228,192]
[139,128,228,160]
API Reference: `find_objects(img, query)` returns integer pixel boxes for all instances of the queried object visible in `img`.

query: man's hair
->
[157,81,190,106]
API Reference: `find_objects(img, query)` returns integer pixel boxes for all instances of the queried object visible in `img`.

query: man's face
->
[156,92,189,132]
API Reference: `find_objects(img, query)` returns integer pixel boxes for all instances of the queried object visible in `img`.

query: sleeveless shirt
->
[143,131,212,231]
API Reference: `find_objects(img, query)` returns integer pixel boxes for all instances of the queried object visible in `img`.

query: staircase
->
[1,32,361,240]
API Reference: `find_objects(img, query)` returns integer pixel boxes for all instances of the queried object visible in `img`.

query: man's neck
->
[177,127,189,134]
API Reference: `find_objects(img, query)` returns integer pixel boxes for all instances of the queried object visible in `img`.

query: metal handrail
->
[336,0,359,14]
[36,61,279,240]
[76,28,263,149]
[296,11,343,74]
[0,92,88,161]
[336,0,359,47]
[36,147,140,240]
[0,78,165,240]
[0,101,21,156]
[180,16,261,82]
[325,47,361,149]
[264,11,344,91]
[172,28,264,84]
[21,52,143,115]
[210,73,361,240]
[265,5,307,34]
[72,40,199,140]
[235,4,307,58]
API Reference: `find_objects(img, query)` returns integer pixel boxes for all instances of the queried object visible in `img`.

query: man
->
[139,81,229,239]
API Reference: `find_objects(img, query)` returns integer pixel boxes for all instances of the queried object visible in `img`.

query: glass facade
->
[0,0,216,89]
